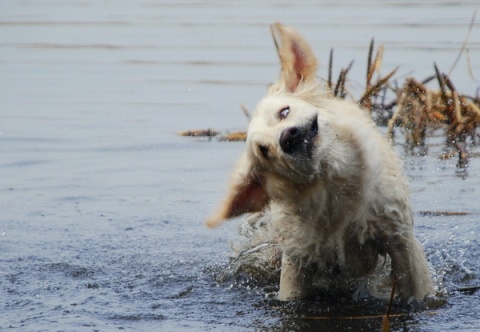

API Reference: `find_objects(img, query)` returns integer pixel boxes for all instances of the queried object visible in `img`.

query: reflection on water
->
[1,1,479,331]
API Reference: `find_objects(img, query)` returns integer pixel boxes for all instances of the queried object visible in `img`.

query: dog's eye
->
[278,106,290,120]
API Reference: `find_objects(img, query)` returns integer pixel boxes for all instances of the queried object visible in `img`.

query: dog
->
[206,23,434,302]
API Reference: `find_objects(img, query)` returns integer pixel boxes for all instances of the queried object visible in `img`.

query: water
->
[1,1,480,331]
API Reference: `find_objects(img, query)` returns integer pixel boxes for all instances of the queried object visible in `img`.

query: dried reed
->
[179,20,479,170]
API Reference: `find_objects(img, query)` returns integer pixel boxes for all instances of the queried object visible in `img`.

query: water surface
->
[1,1,480,331]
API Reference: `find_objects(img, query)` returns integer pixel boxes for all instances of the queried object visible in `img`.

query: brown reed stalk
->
[334,60,354,98]
[382,281,397,332]
[359,67,398,110]
[328,48,334,93]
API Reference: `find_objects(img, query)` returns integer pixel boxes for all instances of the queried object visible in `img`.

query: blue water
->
[1,1,480,331]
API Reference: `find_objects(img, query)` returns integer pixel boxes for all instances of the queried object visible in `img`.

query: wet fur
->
[206,23,434,302]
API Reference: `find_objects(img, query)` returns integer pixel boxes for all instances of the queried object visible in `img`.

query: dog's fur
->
[206,23,434,302]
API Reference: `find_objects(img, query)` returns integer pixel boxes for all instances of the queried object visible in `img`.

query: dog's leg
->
[388,230,434,302]
[278,252,311,300]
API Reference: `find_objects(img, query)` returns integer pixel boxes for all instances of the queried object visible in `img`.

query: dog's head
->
[206,23,333,228]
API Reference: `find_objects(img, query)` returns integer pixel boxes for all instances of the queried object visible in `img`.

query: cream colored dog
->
[206,23,434,302]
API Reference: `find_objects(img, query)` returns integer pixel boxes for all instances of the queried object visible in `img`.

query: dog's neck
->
[265,169,365,231]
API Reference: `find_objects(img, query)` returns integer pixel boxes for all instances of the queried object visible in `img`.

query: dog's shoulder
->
[319,97,411,216]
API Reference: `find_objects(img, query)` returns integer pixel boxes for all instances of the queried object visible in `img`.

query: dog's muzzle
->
[279,115,318,157]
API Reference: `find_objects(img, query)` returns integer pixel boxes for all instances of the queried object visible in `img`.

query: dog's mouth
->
[279,115,318,157]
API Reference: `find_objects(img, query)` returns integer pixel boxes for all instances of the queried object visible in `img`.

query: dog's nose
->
[280,126,304,154]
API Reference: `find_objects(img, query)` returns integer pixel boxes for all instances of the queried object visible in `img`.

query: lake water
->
[1,1,480,331]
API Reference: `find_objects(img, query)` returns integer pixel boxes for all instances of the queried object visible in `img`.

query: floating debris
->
[218,131,247,142]
[387,66,480,167]
[177,129,219,137]
[418,211,475,217]
[382,281,397,332]
[359,39,398,112]
[457,285,480,295]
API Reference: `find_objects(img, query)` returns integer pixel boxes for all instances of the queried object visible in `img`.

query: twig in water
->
[328,48,334,93]
[177,129,219,137]
[382,281,397,332]
[240,104,251,120]
[448,10,477,79]
[366,38,374,86]
[334,60,354,98]
[418,210,474,217]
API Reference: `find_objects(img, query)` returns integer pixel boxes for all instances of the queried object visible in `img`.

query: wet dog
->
[206,23,434,302]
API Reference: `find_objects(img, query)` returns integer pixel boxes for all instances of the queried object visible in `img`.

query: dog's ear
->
[271,22,318,92]
[205,153,268,228]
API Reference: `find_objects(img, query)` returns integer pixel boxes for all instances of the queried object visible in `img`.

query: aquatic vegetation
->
[180,38,479,171]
